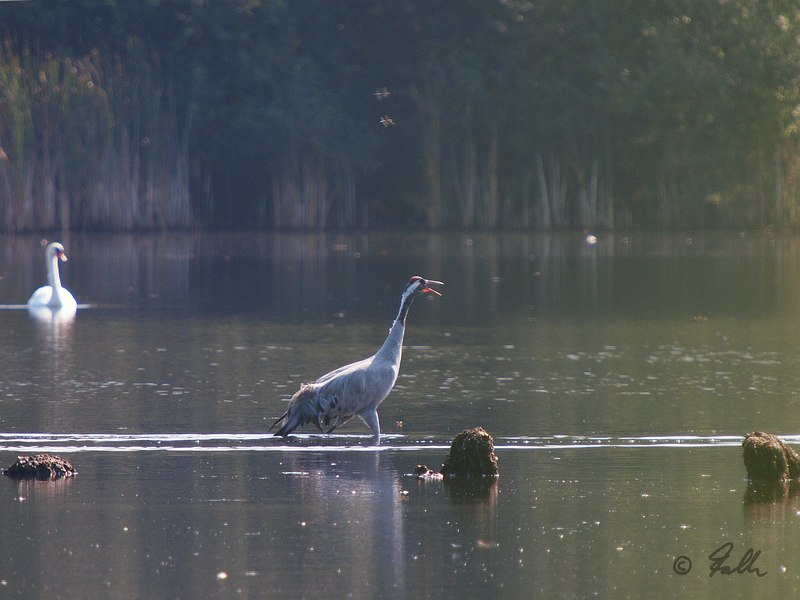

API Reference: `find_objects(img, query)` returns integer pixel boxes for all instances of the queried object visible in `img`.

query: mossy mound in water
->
[742,431,800,482]
[440,427,499,478]
[3,454,77,479]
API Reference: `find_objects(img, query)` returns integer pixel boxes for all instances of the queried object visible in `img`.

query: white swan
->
[27,242,77,310]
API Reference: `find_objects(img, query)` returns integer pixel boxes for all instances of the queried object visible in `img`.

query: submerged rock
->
[440,427,499,478]
[742,431,800,482]
[414,464,443,480]
[3,454,77,480]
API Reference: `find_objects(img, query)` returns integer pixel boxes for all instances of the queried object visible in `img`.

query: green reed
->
[0,42,193,232]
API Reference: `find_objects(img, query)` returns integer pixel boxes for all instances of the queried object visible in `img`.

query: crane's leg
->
[358,409,381,437]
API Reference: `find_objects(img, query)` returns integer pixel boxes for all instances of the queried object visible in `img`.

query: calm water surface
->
[2,232,800,598]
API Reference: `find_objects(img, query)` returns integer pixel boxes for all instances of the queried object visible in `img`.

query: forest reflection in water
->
[3,230,799,319]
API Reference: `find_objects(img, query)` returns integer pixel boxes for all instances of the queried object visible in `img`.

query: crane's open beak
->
[422,279,443,296]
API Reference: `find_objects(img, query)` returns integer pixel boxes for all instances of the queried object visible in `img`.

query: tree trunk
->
[479,130,499,229]
[536,153,551,230]
[422,106,444,229]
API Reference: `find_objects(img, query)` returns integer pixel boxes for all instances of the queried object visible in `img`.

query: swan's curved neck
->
[47,253,62,291]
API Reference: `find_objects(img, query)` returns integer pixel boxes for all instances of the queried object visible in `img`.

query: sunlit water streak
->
[0,432,749,453]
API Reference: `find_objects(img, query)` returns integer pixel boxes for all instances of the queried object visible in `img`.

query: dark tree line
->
[1,0,800,231]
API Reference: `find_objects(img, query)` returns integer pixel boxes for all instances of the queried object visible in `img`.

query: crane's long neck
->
[47,253,62,291]
[374,291,416,365]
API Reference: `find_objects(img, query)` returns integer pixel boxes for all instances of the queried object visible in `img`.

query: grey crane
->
[270,275,443,438]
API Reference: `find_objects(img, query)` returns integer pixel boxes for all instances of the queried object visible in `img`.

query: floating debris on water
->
[414,464,443,480]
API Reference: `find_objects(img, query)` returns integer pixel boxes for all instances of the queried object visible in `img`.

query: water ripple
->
[0,432,750,453]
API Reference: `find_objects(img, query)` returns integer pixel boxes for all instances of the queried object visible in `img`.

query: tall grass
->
[0,43,193,232]
[271,147,332,230]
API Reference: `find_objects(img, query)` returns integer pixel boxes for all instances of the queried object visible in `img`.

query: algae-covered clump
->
[3,454,77,480]
[742,431,800,482]
[440,427,499,478]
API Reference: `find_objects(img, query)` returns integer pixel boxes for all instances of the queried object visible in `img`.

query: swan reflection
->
[27,305,75,350]
[28,305,76,324]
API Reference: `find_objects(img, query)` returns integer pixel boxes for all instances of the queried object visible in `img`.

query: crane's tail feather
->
[268,410,291,435]
[270,384,320,437]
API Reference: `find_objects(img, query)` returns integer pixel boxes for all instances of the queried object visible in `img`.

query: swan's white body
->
[27,242,77,310]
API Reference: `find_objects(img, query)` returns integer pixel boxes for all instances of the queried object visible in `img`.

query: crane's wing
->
[316,360,397,415]
[314,356,374,385]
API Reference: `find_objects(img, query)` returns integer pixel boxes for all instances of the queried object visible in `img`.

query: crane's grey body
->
[270,276,443,438]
